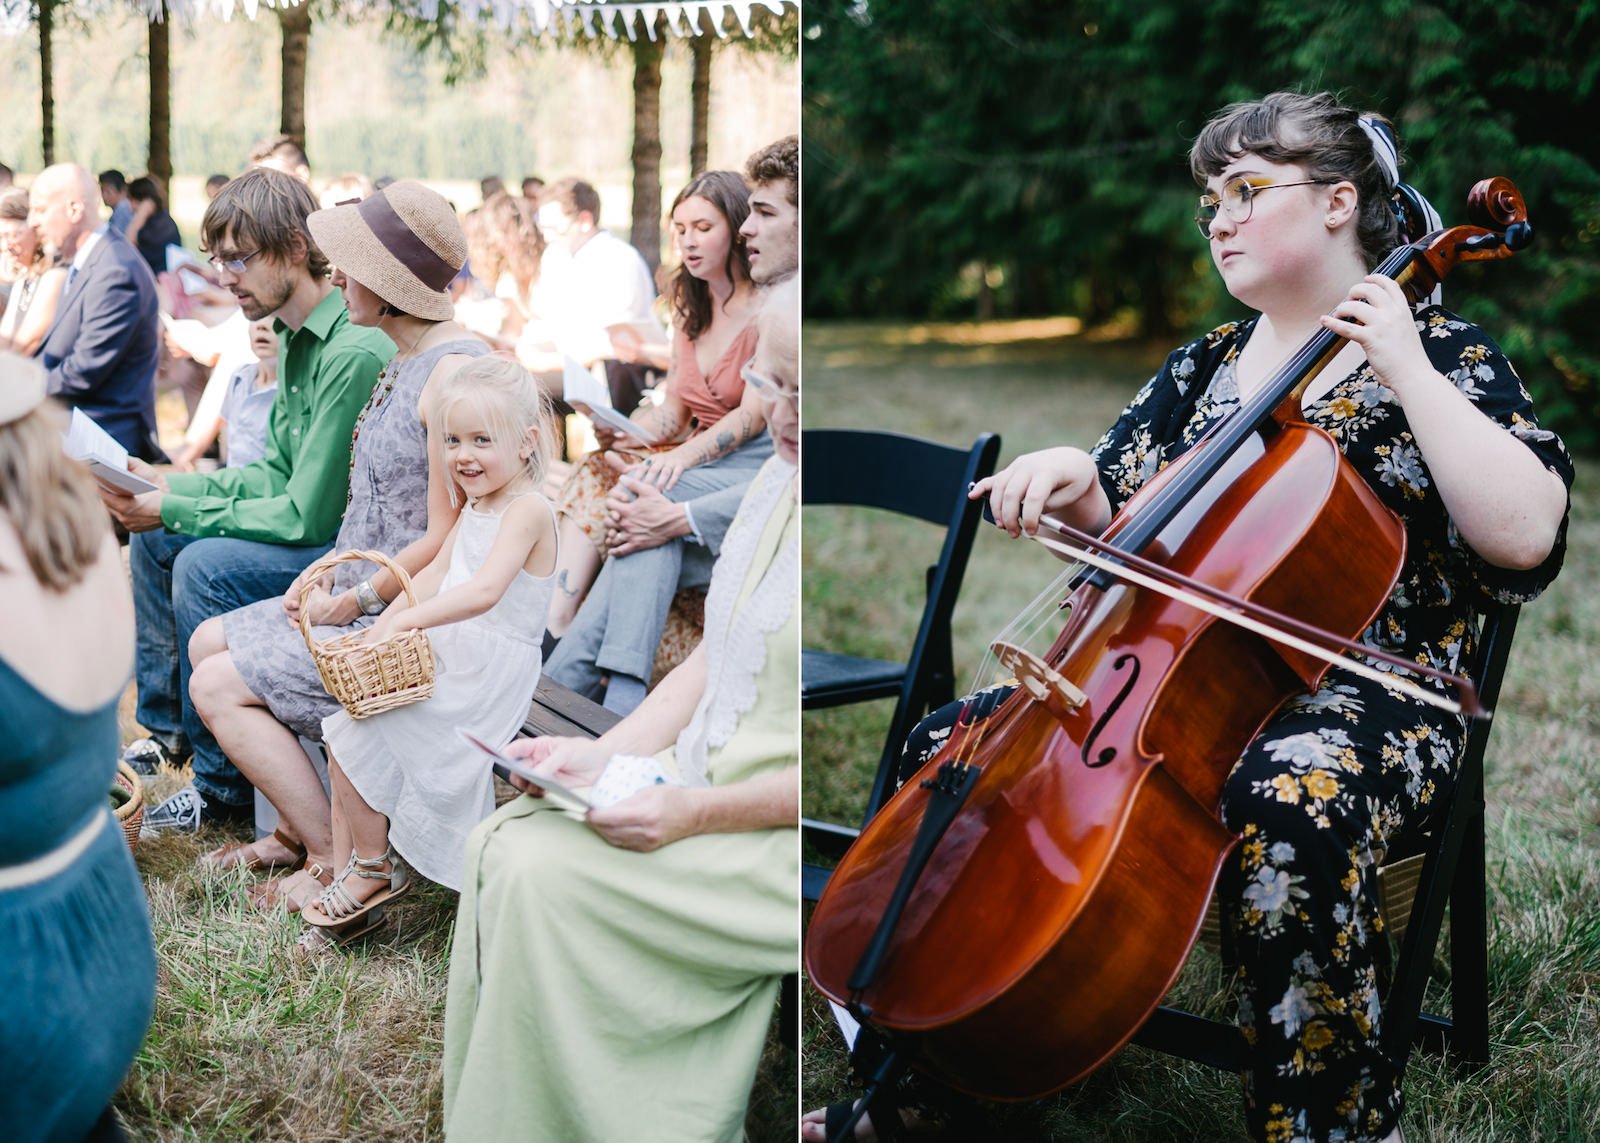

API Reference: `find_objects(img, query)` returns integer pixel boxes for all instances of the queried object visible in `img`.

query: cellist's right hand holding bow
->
[969,447,1111,539]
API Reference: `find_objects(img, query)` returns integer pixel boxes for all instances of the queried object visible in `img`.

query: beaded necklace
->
[346,321,434,503]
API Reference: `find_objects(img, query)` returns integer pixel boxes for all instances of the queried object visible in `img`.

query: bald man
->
[31,163,164,460]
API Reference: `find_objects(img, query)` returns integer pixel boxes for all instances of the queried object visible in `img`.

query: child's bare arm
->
[370,497,553,638]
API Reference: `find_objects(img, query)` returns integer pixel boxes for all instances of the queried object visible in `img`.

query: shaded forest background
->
[801,0,1600,452]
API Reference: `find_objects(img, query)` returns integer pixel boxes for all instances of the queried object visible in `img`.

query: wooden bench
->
[521,675,620,740]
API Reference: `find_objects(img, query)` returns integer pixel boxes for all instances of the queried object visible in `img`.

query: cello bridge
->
[990,641,1087,709]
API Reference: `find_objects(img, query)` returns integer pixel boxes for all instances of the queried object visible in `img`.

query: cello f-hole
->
[1083,653,1140,768]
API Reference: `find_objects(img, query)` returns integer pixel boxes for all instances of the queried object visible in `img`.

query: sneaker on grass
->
[120,736,189,777]
[142,785,253,837]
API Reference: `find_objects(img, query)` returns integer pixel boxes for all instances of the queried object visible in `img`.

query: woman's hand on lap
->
[504,736,609,794]
[628,448,690,492]
[587,785,699,852]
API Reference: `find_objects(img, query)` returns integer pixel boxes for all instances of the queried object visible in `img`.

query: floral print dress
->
[898,307,1572,1143]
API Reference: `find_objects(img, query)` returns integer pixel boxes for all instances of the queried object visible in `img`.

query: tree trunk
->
[629,19,665,272]
[148,10,172,199]
[39,0,54,166]
[279,4,313,148]
[690,28,712,177]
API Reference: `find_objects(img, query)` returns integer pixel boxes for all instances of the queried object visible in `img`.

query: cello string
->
[973,564,1081,693]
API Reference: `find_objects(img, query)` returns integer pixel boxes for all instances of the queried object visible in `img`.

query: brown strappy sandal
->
[198,828,307,873]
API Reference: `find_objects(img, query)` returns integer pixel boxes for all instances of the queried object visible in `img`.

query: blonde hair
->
[0,399,109,592]
[433,355,556,507]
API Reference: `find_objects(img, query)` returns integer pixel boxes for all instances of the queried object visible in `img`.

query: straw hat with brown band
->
[0,352,48,426]
[306,181,466,322]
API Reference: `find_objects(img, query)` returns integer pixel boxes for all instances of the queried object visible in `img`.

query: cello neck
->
[1096,244,1421,564]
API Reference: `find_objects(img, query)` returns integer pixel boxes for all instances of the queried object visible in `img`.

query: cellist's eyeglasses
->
[1195,177,1333,239]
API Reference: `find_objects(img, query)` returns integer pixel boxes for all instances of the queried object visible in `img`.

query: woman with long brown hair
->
[544,169,774,715]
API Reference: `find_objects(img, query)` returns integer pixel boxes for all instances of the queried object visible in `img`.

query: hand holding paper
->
[62,409,160,494]
[561,356,662,446]
[458,729,596,813]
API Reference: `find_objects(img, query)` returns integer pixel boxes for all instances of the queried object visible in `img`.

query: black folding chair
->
[801,428,1001,902]
[1132,601,1520,1072]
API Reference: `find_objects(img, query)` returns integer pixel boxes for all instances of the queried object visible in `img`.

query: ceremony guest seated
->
[544,170,771,715]
[738,134,800,287]
[29,162,165,462]
[454,190,544,349]
[0,353,155,1140]
[546,140,799,716]
[161,304,257,470]
[249,134,312,185]
[519,177,665,416]
[440,275,800,1143]
[186,181,487,910]
[169,316,279,471]
[0,187,67,357]
[124,175,183,281]
[98,168,133,236]
[100,167,394,833]
[318,171,375,210]
[293,358,560,955]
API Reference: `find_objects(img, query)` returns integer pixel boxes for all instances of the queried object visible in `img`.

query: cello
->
[805,178,1532,1110]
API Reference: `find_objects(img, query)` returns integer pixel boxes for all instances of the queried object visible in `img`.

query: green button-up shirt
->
[161,290,395,545]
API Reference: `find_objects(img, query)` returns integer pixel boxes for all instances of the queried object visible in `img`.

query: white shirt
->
[527,230,659,366]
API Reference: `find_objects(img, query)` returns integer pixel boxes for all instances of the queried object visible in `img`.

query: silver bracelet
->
[353,578,386,616]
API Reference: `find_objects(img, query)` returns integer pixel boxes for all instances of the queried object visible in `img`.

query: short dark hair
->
[744,136,798,205]
[205,173,230,191]
[247,134,310,174]
[127,176,163,207]
[98,169,127,192]
[542,177,601,224]
[202,166,328,279]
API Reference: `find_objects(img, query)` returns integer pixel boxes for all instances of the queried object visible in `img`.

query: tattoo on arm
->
[556,569,580,599]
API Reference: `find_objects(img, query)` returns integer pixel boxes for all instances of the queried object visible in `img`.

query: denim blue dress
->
[0,657,156,1141]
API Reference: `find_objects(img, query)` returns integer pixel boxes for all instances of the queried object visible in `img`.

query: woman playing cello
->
[805,90,1572,1143]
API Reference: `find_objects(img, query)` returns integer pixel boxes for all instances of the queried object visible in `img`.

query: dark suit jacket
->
[36,228,165,461]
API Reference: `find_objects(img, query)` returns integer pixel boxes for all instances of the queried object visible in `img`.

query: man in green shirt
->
[101,167,393,831]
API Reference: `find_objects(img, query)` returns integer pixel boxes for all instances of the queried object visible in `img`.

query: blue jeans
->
[130,530,328,807]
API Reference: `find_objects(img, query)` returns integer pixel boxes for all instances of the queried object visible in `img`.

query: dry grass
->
[800,319,1600,1141]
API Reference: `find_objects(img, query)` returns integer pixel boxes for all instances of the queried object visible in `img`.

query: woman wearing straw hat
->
[187,181,489,910]
[0,352,156,1139]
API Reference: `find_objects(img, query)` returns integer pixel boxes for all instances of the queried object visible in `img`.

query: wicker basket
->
[300,549,435,719]
[112,760,144,849]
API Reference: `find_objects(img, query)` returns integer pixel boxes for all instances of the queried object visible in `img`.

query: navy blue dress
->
[0,657,156,1141]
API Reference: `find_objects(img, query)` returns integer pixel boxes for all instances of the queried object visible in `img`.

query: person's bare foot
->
[801,1103,877,1143]
[247,861,332,914]
[801,1100,934,1142]
[197,827,305,872]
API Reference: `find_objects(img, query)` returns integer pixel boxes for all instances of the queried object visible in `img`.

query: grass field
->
[799,319,1600,1141]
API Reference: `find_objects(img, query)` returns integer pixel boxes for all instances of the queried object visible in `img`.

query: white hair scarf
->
[1358,114,1444,306]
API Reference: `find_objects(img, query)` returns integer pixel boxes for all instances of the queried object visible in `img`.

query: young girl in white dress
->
[297,355,559,953]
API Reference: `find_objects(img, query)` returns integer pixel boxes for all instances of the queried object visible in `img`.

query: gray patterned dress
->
[223,338,488,739]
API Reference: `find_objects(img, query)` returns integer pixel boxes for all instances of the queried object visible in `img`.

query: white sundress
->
[322,496,557,891]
